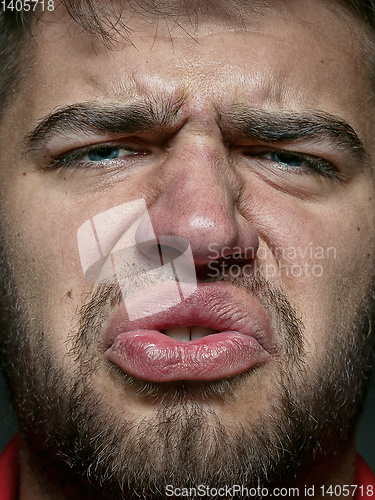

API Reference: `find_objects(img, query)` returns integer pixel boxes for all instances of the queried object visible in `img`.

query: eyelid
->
[244,144,332,165]
[245,144,323,158]
[43,132,151,157]
[243,139,352,165]
[258,149,329,165]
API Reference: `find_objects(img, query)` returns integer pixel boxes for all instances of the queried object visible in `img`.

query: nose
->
[135,142,259,275]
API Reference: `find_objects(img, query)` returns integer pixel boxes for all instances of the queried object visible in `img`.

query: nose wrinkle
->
[77,199,197,321]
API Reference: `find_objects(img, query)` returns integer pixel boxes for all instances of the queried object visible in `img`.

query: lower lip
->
[106,330,270,382]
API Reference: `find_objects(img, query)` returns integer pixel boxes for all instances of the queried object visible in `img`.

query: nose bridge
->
[167,139,235,217]
[156,136,234,215]
[162,91,237,201]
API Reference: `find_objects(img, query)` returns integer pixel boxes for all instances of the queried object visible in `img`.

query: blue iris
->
[87,147,120,162]
[270,151,303,167]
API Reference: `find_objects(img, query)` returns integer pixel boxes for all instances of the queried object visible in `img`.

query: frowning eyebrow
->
[23,100,185,153]
[23,100,367,162]
[219,105,367,160]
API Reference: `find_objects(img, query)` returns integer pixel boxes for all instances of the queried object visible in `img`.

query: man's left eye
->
[252,148,338,179]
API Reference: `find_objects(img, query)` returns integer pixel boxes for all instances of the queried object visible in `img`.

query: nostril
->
[157,244,184,264]
[137,240,184,264]
[137,236,192,265]
[136,239,161,263]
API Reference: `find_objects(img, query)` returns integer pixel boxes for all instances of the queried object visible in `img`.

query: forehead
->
[9,0,375,141]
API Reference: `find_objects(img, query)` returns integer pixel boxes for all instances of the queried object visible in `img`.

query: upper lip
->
[103,281,276,354]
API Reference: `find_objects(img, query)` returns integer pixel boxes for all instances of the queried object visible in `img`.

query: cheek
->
[245,180,375,355]
[301,202,375,345]
[0,179,89,354]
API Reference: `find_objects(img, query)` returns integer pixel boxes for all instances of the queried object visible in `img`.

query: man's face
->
[1,1,375,498]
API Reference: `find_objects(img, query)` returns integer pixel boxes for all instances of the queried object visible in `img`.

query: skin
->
[1,0,375,498]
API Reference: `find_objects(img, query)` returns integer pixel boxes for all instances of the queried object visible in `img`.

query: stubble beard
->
[0,259,374,500]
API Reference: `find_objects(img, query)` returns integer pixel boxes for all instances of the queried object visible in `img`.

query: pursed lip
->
[104,281,277,382]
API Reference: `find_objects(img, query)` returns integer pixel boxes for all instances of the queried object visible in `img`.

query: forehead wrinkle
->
[84,61,320,119]
[32,0,372,107]
[83,64,192,111]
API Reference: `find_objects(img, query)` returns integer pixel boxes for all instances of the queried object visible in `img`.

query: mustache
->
[72,267,305,401]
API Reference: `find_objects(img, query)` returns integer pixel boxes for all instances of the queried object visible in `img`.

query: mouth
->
[104,282,276,383]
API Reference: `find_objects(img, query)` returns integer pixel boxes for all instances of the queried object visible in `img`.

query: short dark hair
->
[0,0,375,122]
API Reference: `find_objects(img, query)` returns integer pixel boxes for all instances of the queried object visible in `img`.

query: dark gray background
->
[0,371,374,470]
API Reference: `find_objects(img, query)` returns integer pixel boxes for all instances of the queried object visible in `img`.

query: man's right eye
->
[49,143,148,169]
[84,146,138,162]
